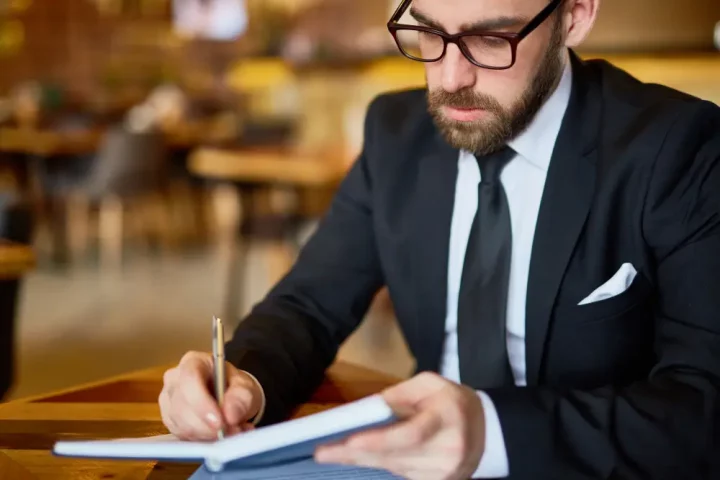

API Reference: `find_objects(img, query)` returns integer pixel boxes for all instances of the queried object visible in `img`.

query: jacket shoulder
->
[364,88,432,138]
[582,58,720,147]
[586,57,716,112]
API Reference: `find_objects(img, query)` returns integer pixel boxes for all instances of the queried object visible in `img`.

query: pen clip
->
[212,316,223,357]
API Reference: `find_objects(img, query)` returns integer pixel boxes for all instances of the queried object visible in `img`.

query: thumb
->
[381,372,446,414]
[221,372,262,427]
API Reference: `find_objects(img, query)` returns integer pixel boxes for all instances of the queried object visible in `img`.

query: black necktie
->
[457,146,516,389]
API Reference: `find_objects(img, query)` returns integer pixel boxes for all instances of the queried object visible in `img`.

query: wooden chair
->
[63,125,171,269]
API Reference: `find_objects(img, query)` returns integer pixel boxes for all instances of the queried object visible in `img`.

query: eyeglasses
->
[387,0,563,70]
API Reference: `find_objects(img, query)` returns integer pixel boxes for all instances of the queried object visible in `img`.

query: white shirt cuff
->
[241,371,266,425]
[471,390,509,478]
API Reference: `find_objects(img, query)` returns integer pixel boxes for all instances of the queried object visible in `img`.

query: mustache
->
[427,88,503,112]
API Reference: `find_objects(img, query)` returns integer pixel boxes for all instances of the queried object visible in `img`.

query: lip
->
[443,106,486,122]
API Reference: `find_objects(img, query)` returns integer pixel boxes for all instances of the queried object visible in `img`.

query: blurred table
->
[0,361,399,480]
[189,146,348,187]
[188,146,349,321]
[0,128,104,157]
[0,241,34,279]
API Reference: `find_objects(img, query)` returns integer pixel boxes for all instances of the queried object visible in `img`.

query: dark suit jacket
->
[226,52,720,479]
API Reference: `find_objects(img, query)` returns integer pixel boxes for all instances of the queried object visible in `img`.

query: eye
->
[477,36,507,48]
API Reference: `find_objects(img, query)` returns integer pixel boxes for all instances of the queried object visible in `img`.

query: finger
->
[381,372,447,412]
[315,447,429,479]
[344,408,441,453]
[315,445,381,467]
[170,394,223,441]
[176,370,223,430]
[222,375,262,426]
[159,390,181,435]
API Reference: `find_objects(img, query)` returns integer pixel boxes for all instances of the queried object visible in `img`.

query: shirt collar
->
[459,59,573,172]
[507,59,573,171]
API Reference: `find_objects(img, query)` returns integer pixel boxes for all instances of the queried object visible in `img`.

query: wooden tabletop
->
[0,361,400,479]
[188,147,349,187]
[0,127,105,156]
[0,120,235,157]
[0,241,34,279]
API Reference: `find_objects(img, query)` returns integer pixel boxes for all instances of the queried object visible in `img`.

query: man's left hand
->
[315,372,486,480]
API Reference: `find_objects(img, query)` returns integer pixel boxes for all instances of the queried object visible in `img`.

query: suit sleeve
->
[483,101,720,480]
[224,97,385,426]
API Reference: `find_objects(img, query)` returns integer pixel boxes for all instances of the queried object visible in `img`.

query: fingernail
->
[206,413,220,427]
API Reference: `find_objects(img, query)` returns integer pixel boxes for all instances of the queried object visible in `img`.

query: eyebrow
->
[409,7,529,33]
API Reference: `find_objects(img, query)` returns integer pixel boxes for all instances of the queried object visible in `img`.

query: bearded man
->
[159,1,720,478]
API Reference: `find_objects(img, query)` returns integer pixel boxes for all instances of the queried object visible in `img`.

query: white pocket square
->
[578,263,637,306]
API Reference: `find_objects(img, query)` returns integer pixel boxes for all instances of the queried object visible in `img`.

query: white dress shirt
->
[439,61,573,478]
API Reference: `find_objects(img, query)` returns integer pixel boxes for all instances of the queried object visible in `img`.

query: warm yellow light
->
[9,0,32,12]
[0,20,25,55]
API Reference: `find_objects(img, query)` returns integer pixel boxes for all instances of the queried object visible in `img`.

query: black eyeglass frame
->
[386,0,563,70]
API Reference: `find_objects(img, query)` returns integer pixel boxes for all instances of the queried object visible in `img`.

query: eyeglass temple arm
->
[388,0,412,25]
[518,0,563,38]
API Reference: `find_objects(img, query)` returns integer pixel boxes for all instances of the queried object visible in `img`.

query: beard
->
[427,19,565,156]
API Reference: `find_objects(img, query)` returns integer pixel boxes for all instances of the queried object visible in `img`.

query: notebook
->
[52,394,397,473]
[188,456,404,479]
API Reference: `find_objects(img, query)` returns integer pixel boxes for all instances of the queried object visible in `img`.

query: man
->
[159,0,720,478]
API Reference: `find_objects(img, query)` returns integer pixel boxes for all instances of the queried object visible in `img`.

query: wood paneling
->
[584,0,720,52]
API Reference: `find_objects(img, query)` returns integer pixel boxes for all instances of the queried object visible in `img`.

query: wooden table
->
[188,146,349,187]
[0,127,105,157]
[0,361,399,479]
[0,241,34,279]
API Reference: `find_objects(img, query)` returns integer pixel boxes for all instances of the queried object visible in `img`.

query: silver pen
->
[212,316,226,440]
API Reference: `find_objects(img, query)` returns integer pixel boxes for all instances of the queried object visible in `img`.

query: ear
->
[563,0,601,48]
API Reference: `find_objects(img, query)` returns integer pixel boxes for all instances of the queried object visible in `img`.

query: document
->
[52,394,397,474]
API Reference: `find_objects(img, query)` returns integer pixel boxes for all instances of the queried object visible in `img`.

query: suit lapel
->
[525,52,602,385]
[411,131,459,374]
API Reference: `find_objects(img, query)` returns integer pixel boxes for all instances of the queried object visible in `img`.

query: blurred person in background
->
[173,0,248,41]
[160,0,720,478]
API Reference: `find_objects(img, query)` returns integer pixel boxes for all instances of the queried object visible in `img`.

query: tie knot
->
[476,146,515,184]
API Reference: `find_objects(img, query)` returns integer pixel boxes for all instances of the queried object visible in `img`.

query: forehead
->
[410,0,547,32]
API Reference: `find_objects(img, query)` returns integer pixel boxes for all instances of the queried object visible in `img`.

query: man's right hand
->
[159,351,264,441]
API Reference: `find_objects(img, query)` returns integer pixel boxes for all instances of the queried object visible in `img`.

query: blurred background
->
[0,0,718,401]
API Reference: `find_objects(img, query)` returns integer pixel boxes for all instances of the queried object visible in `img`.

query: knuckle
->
[416,371,444,385]
[180,350,202,363]
[179,351,209,370]
[158,390,170,410]
[416,371,436,382]
[162,367,177,386]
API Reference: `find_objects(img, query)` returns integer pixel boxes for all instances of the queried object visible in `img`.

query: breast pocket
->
[557,272,653,324]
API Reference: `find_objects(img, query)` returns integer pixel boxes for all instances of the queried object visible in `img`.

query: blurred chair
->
[65,123,171,269]
[0,193,33,401]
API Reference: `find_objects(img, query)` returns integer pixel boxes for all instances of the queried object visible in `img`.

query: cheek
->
[473,70,526,106]
[514,25,554,71]
[424,63,444,90]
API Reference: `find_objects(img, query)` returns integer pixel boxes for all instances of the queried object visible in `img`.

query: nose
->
[440,43,476,93]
